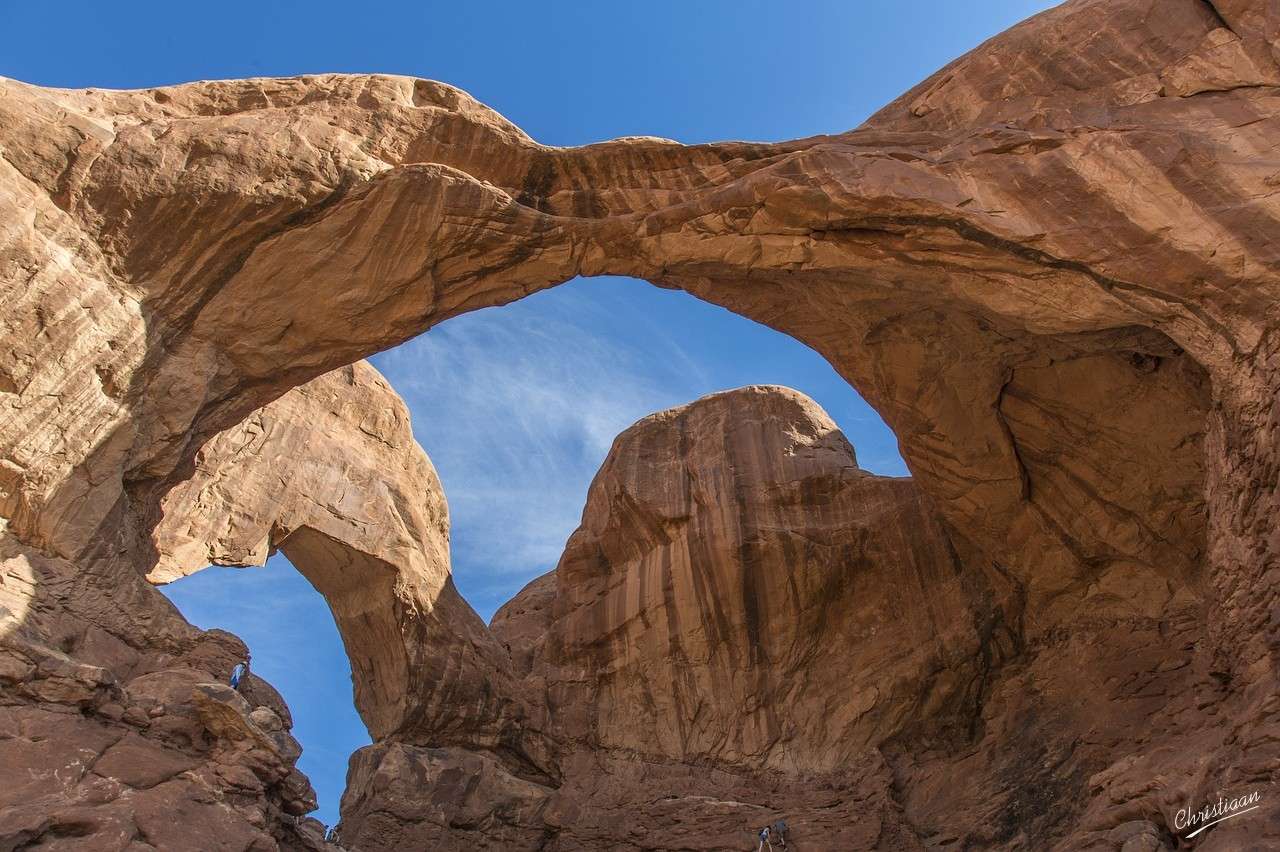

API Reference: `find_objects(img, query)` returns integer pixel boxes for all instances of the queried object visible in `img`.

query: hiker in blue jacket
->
[229,653,250,691]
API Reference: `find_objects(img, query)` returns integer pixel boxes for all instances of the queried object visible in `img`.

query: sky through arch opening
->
[372,273,908,621]
[160,271,908,828]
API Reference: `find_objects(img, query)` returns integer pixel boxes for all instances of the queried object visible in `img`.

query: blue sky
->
[2,0,1057,827]
[373,279,911,618]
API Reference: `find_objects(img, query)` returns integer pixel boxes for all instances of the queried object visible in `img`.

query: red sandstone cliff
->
[2,0,1278,847]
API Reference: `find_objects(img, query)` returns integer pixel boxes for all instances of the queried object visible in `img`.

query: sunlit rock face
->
[338,385,988,851]
[2,0,1278,847]
[540,386,988,771]
[151,361,521,749]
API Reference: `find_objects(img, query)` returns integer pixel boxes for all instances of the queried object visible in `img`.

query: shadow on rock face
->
[3,0,1278,847]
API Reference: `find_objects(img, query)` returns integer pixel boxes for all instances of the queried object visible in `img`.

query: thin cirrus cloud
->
[161,276,907,830]
[369,275,906,622]
[370,279,713,618]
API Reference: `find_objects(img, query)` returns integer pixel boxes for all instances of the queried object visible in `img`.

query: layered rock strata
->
[0,603,331,849]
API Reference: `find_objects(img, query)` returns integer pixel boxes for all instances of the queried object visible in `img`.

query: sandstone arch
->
[4,0,1261,634]
[152,362,533,753]
[1,0,1278,847]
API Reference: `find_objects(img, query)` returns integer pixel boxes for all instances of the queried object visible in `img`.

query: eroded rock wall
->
[151,361,528,754]
[339,386,988,851]
[332,385,1220,850]
[539,386,992,771]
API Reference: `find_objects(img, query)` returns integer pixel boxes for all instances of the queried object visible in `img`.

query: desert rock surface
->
[2,0,1278,847]
[336,385,1000,850]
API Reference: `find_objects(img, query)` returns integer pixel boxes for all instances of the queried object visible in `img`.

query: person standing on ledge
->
[229,653,250,692]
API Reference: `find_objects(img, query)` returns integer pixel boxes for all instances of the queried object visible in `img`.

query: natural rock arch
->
[1,0,1277,847]
[5,0,1256,632]
[152,362,530,750]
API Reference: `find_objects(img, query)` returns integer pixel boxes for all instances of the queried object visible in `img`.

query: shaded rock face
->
[338,386,985,851]
[541,386,991,771]
[328,384,1219,851]
[0,0,1277,848]
[329,384,1215,850]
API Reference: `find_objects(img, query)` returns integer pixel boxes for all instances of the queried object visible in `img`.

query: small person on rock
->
[756,824,773,851]
[229,653,250,691]
[773,820,789,847]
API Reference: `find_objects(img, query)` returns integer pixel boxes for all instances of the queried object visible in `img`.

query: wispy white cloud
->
[371,284,709,617]
[369,276,908,619]
[162,277,908,827]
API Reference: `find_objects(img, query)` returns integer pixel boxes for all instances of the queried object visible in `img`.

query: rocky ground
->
[0,618,331,849]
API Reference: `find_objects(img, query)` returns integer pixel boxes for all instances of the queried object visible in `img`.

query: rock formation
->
[0,578,330,849]
[532,386,992,771]
[151,361,527,755]
[337,385,1003,850]
[0,362,452,850]
[1,0,1278,847]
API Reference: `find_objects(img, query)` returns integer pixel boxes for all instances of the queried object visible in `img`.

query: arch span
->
[1,0,1277,847]
[5,0,1266,631]
[152,362,531,753]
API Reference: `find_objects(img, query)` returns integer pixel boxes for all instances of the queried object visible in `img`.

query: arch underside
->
[1,0,1278,847]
